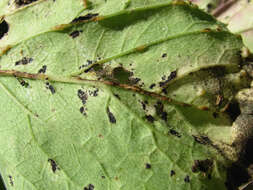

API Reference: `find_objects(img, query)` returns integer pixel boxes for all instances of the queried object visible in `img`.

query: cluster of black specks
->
[0,20,9,39]
[184,175,190,183]
[87,88,99,97]
[38,65,47,73]
[72,13,99,23]
[159,70,177,87]
[149,83,156,89]
[15,0,38,6]
[145,163,151,169]
[79,60,94,70]
[145,115,154,123]
[170,170,175,177]
[48,159,59,173]
[84,184,95,190]
[169,129,181,138]
[162,53,167,58]
[46,82,55,94]
[154,101,167,121]
[192,159,213,173]
[78,89,88,104]
[130,77,141,85]
[8,175,13,186]
[18,78,29,88]
[107,107,116,124]
[192,135,211,145]
[69,30,83,38]
[139,100,148,111]
[78,89,88,115]
[15,57,33,66]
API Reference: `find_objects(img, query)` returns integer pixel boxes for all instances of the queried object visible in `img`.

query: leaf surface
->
[0,1,251,190]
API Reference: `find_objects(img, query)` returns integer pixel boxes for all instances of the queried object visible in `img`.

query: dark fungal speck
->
[107,107,116,124]
[113,93,121,100]
[145,163,151,169]
[162,53,167,58]
[184,175,190,183]
[149,83,156,89]
[80,106,86,115]
[15,57,33,66]
[145,115,154,123]
[69,30,82,38]
[8,175,13,186]
[140,101,147,110]
[38,65,47,73]
[87,60,93,65]
[101,176,105,179]
[169,129,181,138]
[159,71,177,87]
[46,83,55,94]
[92,88,99,97]
[17,78,29,87]
[0,20,9,39]
[48,159,59,173]
[170,170,175,176]
[72,13,99,23]
[192,159,213,173]
[78,89,88,104]
[15,0,38,6]
[192,135,211,145]
[131,77,141,84]
[84,184,95,190]
[154,101,167,121]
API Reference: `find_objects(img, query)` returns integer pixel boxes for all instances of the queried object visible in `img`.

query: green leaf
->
[0,1,251,190]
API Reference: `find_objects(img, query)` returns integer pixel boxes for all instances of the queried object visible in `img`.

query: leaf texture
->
[0,1,251,190]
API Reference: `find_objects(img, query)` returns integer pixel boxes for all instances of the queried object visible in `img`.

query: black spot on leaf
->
[107,107,116,124]
[80,106,86,115]
[46,82,55,94]
[154,101,167,121]
[192,159,213,173]
[8,175,13,186]
[113,93,121,100]
[170,170,175,176]
[169,129,181,138]
[159,70,177,87]
[15,57,33,66]
[145,115,154,123]
[69,30,83,38]
[48,159,59,173]
[149,83,156,89]
[15,0,38,6]
[84,184,95,190]
[0,20,9,39]
[78,89,88,104]
[145,163,151,169]
[184,175,190,183]
[17,78,29,88]
[162,53,167,58]
[72,13,99,23]
[38,65,47,73]
[192,135,211,145]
